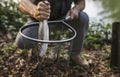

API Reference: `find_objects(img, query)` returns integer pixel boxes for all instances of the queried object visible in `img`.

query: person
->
[15,0,89,67]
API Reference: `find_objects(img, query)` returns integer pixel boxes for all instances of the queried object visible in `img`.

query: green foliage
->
[50,30,70,40]
[1,44,17,57]
[0,0,26,36]
[93,0,120,20]
[84,20,112,50]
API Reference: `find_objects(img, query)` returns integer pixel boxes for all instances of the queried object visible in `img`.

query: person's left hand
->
[66,6,80,20]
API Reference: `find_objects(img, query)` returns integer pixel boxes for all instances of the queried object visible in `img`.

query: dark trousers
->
[15,12,89,55]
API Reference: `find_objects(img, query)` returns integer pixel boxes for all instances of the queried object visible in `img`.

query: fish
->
[38,20,49,57]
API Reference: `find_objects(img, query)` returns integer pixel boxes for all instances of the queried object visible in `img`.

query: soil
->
[0,33,120,77]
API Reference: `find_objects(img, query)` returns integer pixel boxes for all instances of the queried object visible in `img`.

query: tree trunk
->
[111,22,120,69]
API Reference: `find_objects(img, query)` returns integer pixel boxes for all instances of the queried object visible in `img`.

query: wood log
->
[111,22,120,69]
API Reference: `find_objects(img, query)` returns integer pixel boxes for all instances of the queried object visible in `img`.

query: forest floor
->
[0,33,120,77]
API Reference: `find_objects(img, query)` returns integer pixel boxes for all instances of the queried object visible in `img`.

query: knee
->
[15,31,37,49]
[15,33,30,49]
[15,33,25,49]
[79,12,89,25]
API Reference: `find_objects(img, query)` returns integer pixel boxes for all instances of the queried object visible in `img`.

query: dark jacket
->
[29,0,73,21]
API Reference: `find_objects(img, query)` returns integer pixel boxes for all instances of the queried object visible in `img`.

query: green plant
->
[1,44,17,57]
[0,0,26,37]
[84,19,112,50]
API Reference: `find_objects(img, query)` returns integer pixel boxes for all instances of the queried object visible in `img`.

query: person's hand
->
[32,1,50,21]
[66,5,81,20]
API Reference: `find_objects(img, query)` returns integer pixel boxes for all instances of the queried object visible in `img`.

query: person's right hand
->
[32,1,50,21]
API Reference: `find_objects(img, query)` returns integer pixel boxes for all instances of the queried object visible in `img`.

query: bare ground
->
[0,33,120,77]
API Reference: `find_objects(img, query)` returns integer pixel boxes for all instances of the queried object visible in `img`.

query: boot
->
[71,53,89,69]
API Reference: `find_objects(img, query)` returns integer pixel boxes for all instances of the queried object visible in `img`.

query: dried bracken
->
[0,33,120,77]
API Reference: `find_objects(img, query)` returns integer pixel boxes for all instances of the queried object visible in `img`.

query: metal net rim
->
[19,20,77,43]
